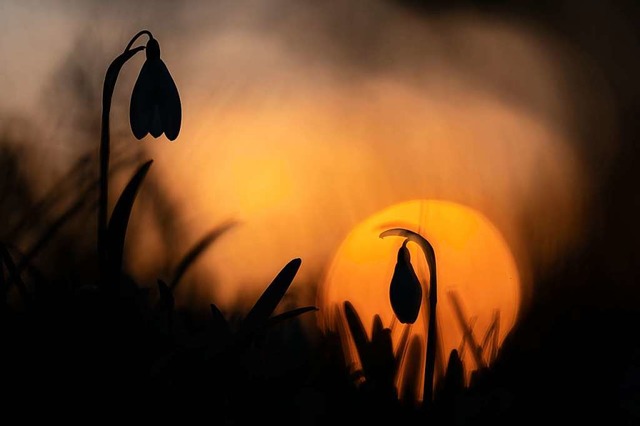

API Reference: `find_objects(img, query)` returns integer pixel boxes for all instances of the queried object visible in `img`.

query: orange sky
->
[0,1,614,316]
[141,72,582,311]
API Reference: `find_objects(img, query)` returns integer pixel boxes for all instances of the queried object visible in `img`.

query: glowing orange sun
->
[317,199,521,399]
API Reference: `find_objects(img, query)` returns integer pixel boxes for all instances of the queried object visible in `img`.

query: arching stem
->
[380,228,437,410]
[98,31,152,286]
[124,30,153,52]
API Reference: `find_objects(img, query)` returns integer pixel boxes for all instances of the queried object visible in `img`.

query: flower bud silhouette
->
[130,37,181,141]
[389,239,422,324]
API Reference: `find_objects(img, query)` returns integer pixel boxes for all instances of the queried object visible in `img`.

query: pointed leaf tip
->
[241,258,302,333]
[210,303,230,332]
[157,279,174,310]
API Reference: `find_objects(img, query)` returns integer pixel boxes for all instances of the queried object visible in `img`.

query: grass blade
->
[372,314,384,339]
[9,152,138,261]
[241,258,302,333]
[106,160,153,282]
[458,316,478,357]
[481,310,500,363]
[438,349,465,405]
[343,300,370,372]
[492,311,500,362]
[268,306,318,327]
[401,335,424,404]
[448,290,486,369]
[169,220,237,290]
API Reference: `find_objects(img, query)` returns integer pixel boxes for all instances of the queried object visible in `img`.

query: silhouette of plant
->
[209,259,318,353]
[98,30,181,284]
[399,335,424,405]
[380,228,439,409]
[340,298,479,422]
[343,301,397,401]
[129,37,181,141]
[433,349,466,423]
[150,258,318,418]
[159,258,317,345]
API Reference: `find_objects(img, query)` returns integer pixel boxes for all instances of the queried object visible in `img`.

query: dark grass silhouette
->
[0,31,320,420]
[1,25,639,424]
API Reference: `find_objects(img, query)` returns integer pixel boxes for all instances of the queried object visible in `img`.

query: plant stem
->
[416,239,437,409]
[97,45,144,286]
[125,30,153,52]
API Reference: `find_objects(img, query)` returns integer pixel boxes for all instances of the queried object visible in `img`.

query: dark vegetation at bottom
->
[1,264,637,424]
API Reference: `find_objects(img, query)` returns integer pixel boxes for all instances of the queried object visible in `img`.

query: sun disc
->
[317,199,521,398]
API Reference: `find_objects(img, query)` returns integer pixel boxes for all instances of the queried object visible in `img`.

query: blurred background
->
[2,0,631,306]
[1,0,640,419]
[1,0,639,340]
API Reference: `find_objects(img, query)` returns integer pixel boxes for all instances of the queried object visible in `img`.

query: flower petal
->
[150,105,163,138]
[154,59,181,141]
[129,61,155,140]
[389,242,422,324]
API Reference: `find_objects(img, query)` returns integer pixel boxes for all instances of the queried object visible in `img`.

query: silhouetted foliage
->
[344,301,397,400]
[435,349,465,421]
[400,335,423,405]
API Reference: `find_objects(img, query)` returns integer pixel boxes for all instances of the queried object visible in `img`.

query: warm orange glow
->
[119,12,585,315]
[317,199,520,398]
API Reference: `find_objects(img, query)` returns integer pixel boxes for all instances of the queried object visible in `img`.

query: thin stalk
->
[97,34,149,284]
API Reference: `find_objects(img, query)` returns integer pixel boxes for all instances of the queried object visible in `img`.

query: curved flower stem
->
[97,38,147,286]
[124,30,153,52]
[380,228,437,410]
